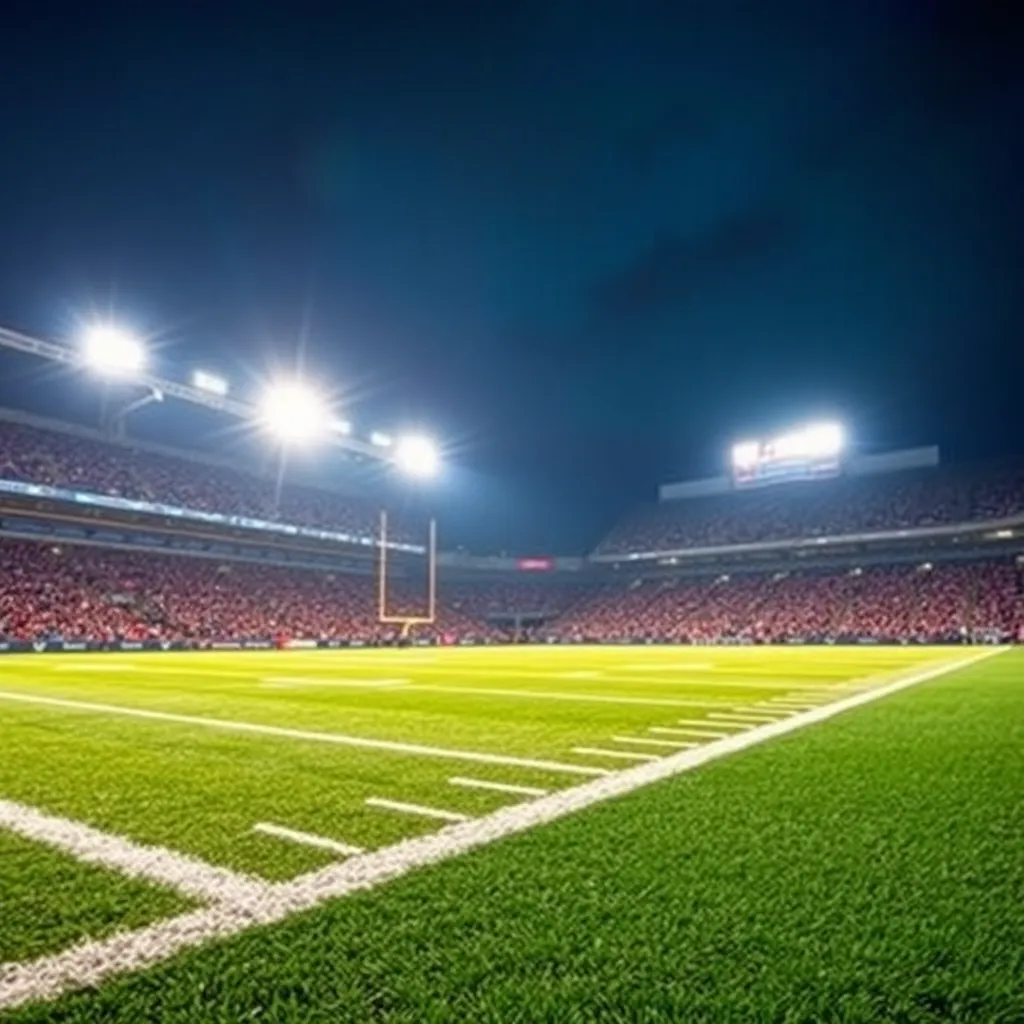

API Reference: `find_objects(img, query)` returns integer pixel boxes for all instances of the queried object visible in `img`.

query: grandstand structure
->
[0,325,1019,647]
[0,397,1021,650]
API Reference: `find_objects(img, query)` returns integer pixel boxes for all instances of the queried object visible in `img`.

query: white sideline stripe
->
[260,676,409,688]
[0,689,607,778]
[0,649,1002,1011]
[252,823,364,857]
[365,798,470,824]
[449,777,548,797]
[611,736,697,750]
[572,746,660,762]
[414,685,726,709]
[0,799,268,907]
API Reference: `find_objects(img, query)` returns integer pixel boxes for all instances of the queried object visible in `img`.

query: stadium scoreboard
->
[731,422,844,489]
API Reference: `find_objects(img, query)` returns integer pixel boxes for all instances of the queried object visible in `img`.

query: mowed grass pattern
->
[2,644,1019,1020]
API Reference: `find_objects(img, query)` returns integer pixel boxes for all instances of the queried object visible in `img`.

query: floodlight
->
[192,369,229,396]
[370,431,393,448]
[81,325,146,378]
[395,434,440,478]
[259,380,329,444]
[800,422,844,458]
[330,417,352,435]
[731,441,759,469]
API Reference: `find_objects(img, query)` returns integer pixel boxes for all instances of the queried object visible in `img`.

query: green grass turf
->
[4,647,1022,1021]
[0,831,190,964]
[0,647,947,878]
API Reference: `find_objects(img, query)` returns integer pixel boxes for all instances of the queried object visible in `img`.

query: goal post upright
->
[377,510,438,630]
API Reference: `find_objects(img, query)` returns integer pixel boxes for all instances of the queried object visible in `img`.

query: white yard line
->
[622,662,714,671]
[260,677,409,688]
[0,648,1002,1012]
[413,685,727,709]
[448,778,548,797]
[763,699,819,710]
[656,725,733,739]
[674,717,738,731]
[610,736,697,750]
[571,746,660,762]
[365,798,470,824]
[252,823,364,858]
[786,689,849,698]
[708,712,782,725]
[0,799,268,907]
[53,663,138,672]
[0,689,607,778]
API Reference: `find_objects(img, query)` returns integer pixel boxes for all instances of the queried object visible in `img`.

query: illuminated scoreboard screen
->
[731,422,845,489]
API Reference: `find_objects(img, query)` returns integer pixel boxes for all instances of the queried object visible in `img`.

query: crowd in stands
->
[446,583,586,623]
[597,466,1024,556]
[548,562,1021,644]
[0,541,492,644]
[1,539,1018,645]
[0,420,418,542]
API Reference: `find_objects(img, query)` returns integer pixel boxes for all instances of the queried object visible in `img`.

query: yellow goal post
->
[377,510,437,638]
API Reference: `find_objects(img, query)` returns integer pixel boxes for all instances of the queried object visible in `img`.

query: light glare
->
[395,435,440,478]
[82,325,146,378]
[370,431,393,447]
[800,422,844,457]
[260,380,329,444]
[731,441,760,468]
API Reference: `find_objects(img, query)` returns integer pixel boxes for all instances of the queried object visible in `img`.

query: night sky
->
[0,1,1021,554]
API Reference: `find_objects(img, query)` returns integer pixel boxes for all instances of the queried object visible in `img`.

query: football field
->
[0,644,1021,1020]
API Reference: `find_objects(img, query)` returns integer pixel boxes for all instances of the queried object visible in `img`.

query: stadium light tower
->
[395,434,440,479]
[81,324,146,378]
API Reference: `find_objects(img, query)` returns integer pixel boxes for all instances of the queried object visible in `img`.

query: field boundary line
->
[0,647,1004,1012]
[0,688,607,779]
[0,799,269,907]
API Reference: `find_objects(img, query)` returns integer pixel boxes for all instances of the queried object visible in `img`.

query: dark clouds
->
[589,210,798,325]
